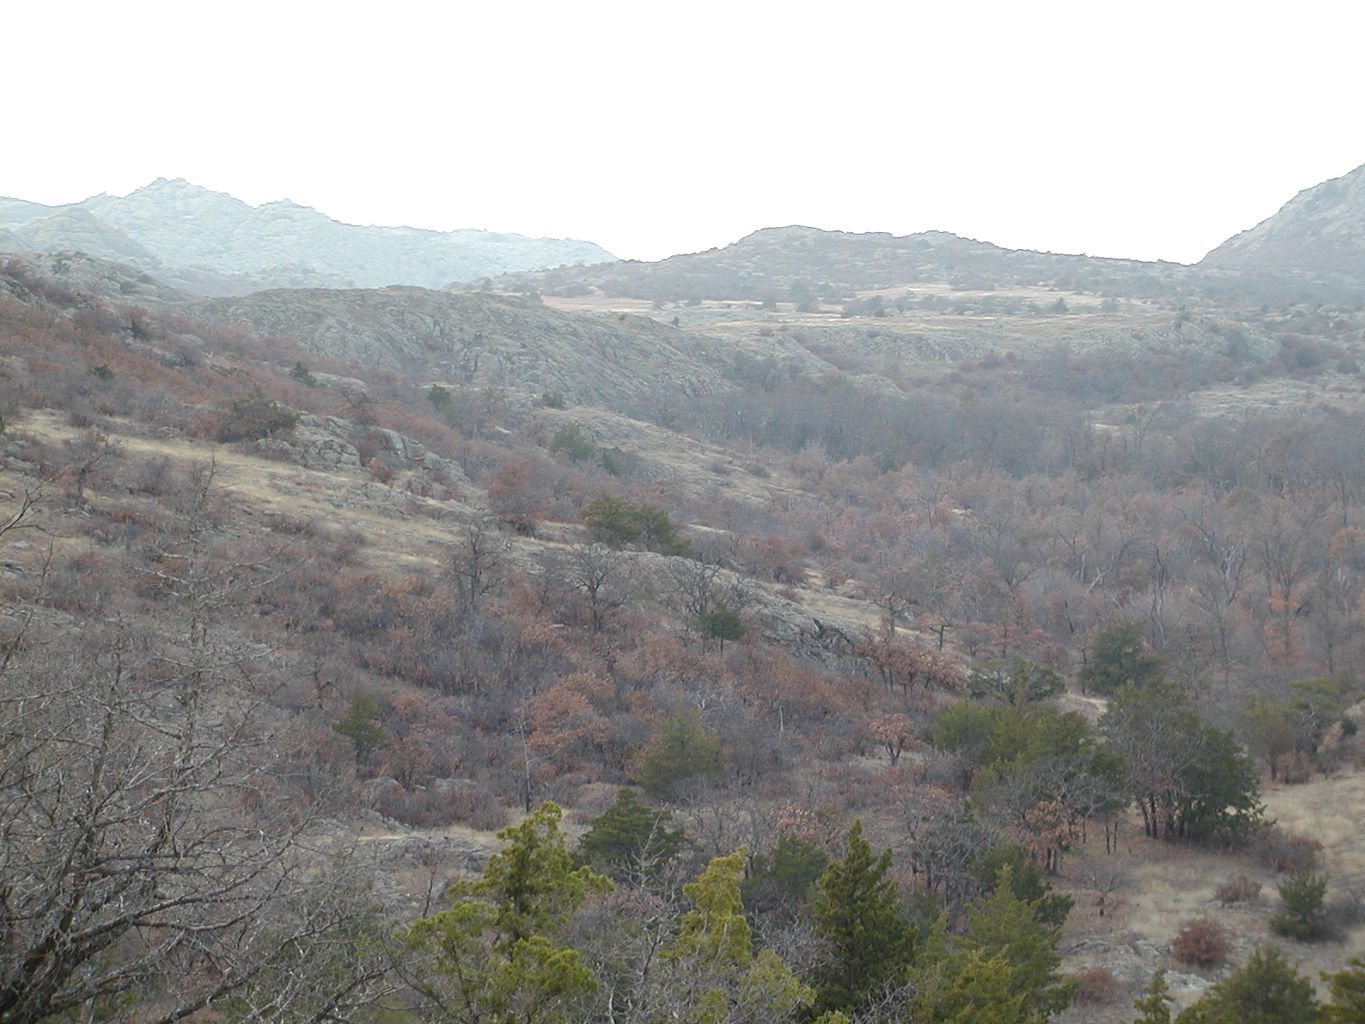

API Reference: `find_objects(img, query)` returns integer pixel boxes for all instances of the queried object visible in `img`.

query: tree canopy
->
[407,802,612,1024]
[809,821,916,1017]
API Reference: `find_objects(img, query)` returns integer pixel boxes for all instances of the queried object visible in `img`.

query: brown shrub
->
[1172,918,1230,967]
[1249,825,1323,873]
[1215,874,1262,904]
[1069,966,1121,1004]
[367,458,396,484]
[369,777,506,830]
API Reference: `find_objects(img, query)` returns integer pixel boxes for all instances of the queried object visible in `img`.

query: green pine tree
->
[636,711,726,799]
[698,598,746,651]
[333,692,389,761]
[1272,869,1331,941]
[742,833,829,920]
[958,866,1074,1019]
[1080,620,1164,695]
[1324,956,1365,1023]
[575,788,688,879]
[1175,946,1321,1024]
[1131,969,1173,1024]
[907,943,1040,1024]
[809,821,915,1017]
[407,802,612,1024]
[661,849,814,1024]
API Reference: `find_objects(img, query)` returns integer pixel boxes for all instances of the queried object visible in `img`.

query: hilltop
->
[1202,161,1365,283]
[0,178,615,294]
[472,224,1198,303]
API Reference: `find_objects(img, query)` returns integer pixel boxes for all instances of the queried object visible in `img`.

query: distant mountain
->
[1201,163,1365,282]
[481,168,1365,304]
[0,179,615,295]
[474,224,1199,304]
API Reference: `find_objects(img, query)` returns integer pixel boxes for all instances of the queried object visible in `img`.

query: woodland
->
[1,169,1365,1024]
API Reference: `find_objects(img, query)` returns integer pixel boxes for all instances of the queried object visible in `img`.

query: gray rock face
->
[250,413,469,486]
[0,251,188,305]
[1202,162,1365,281]
[251,415,364,470]
[0,179,615,294]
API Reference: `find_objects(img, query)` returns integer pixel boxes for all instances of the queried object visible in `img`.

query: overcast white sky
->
[8,0,1363,263]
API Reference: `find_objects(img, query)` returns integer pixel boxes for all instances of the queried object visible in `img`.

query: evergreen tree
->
[575,788,689,879]
[698,598,746,651]
[407,802,611,1024]
[1103,682,1264,843]
[1175,946,1321,1024]
[809,821,915,1017]
[972,844,1074,928]
[907,870,1072,1023]
[636,711,726,799]
[1324,956,1365,1023]
[1080,620,1164,695]
[1131,969,1173,1024]
[1272,869,1331,941]
[907,940,1040,1024]
[333,692,389,761]
[958,867,1074,1019]
[660,850,814,1024]
[742,834,829,920]
[968,657,1064,706]
[582,493,689,555]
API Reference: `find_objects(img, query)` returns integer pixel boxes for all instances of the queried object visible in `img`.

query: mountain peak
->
[1201,162,1365,280]
[0,179,616,293]
[133,177,223,197]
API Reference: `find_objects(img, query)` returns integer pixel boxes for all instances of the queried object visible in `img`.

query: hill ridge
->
[0,179,616,295]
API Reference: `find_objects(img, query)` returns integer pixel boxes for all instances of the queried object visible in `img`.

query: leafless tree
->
[61,428,121,503]
[0,484,395,1024]
[556,543,637,633]
[668,558,748,644]
[449,516,511,612]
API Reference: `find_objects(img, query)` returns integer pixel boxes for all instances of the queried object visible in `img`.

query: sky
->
[8,0,1364,264]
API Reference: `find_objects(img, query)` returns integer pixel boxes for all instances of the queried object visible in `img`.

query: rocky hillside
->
[191,286,759,410]
[0,178,615,294]
[0,249,1286,423]
[1201,162,1365,282]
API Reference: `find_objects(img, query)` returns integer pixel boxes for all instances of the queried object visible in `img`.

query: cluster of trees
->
[1103,682,1264,843]
[1128,948,1365,1023]
[406,803,1078,1024]
[404,797,1365,1024]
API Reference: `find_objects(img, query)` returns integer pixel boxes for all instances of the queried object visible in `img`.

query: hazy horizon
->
[6,164,1356,270]
[8,1,1364,265]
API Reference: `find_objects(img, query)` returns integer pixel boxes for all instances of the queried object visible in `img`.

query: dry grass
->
[1263,769,1365,884]
[1188,371,1365,418]
[536,405,803,507]
[1055,765,1365,1021]
[542,295,659,315]
[8,409,876,649]
[10,410,466,572]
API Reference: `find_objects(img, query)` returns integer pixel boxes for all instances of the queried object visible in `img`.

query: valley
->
[1,162,1364,1023]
